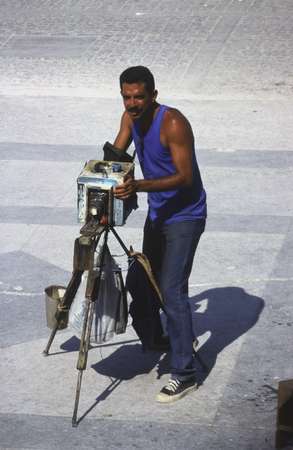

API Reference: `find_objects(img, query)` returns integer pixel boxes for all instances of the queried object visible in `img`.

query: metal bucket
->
[44,285,66,329]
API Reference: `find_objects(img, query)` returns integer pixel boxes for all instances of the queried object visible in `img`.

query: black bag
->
[126,252,165,350]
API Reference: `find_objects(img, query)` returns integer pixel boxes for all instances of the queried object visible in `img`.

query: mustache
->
[127,107,141,113]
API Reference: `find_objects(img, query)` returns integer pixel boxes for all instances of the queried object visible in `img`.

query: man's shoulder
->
[162,106,192,132]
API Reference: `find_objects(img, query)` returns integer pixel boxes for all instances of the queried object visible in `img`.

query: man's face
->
[121,82,156,120]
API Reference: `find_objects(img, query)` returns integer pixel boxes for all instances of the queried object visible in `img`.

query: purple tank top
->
[132,105,207,225]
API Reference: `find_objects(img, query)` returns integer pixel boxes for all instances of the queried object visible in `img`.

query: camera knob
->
[112,163,122,173]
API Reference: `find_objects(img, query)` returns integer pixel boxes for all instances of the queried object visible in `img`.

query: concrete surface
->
[0,1,293,449]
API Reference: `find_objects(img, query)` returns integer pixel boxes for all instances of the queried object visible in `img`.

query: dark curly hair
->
[119,66,155,93]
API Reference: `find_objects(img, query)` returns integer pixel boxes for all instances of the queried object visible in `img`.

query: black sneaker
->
[156,378,197,403]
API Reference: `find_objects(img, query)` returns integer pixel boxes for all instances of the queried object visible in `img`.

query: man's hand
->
[114,177,138,200]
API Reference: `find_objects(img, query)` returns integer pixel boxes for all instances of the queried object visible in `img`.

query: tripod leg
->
[110,226,131,256]
[72,370,84,428]
[72,299,95,427]
[42,324,58,356]
[72,229,108,426]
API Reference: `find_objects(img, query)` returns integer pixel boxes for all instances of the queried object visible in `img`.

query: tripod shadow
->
[189,286,264,383]
[76,343,166,424]
[58,335,140,353]
[76,377,123,425]
[92,343,165,379]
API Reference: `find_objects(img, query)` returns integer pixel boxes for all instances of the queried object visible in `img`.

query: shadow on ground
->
[58,286,264,424]
[190,286,265,382]
[88,286,264,384]
[73,344,165,424]
[92,343,164,380]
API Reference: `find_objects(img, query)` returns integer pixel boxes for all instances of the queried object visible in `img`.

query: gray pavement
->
[0,1,293,449]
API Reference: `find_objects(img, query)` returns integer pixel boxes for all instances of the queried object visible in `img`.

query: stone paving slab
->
[0,0,292,97]
[3,142,293,167]
[0,36,96,58]
[1,96,293,151]
[0,413,275,450]
[1,151,292,218]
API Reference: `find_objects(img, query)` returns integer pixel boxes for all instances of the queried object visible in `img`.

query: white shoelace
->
[165,379,181,392]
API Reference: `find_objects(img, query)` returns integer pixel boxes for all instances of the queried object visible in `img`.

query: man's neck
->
[139,102,160,135]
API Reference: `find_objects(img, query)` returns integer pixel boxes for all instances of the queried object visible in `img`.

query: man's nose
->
[128,97,136,107]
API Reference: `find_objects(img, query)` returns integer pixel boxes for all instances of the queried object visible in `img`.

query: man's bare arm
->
[113,111,133,151]
[115,109,195,199]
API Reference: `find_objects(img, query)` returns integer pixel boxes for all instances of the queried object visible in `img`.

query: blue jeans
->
[143,217,205,380]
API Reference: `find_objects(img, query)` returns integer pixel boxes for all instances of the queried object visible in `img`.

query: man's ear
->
[153,90,158,101]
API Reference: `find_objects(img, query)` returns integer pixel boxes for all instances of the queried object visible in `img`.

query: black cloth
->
[126,254,164,350]
[103,141,134,163]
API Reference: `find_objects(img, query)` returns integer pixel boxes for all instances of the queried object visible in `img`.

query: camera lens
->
[88,191,107,219]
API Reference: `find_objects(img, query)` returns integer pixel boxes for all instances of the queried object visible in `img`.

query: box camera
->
[77,160,135,227]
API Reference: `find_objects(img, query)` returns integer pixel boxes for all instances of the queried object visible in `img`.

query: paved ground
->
[0,1,293,449]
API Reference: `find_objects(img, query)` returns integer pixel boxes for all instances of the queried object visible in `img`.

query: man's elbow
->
[181,174,193,188]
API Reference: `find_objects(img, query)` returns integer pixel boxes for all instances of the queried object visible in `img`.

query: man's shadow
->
[189,286,265,383]
[91,286,264,384]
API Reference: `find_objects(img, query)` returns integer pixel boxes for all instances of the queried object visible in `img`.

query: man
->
[114,66,207,403]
